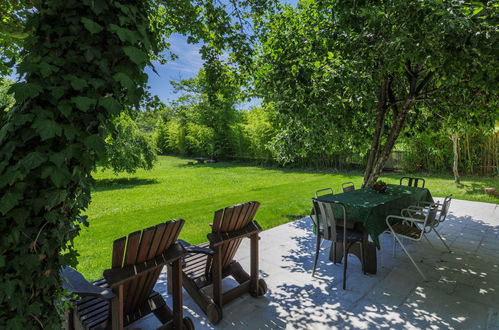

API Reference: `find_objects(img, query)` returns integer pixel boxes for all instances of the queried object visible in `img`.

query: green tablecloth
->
[316,184,433,248]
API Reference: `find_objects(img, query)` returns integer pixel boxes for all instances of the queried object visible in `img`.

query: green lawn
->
[76,155,498,280]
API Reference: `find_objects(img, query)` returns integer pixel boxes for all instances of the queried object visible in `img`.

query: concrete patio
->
[131,199,499,329]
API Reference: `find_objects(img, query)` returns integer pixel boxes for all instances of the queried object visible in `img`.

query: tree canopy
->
[254,0,498,185]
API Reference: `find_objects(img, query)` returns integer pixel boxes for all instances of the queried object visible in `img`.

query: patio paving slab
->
[128,198,498,329]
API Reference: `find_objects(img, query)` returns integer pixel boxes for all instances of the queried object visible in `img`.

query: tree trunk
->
[363,97,414,187]
[451,133,461,184]
[362,79,389,187]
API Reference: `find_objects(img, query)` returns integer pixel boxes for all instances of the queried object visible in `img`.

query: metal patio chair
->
[384,203,439,280]
[341,182,355,193]
[316,188,333,198]
[399,176,426,188]
[406,195,453,252]
[311,199,365,290]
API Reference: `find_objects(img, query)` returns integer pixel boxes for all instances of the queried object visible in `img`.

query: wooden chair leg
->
[250,233,259,296]
[111,285,124,330]
[166,265,173,295]
[212,246,222,309]
[171,259,183,329]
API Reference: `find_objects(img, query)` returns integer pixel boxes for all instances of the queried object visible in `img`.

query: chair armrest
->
[61,267,115,300]
[401,208,426,218]
[407,205,426,211]
[386,215,425,226]
[178,239,215,255]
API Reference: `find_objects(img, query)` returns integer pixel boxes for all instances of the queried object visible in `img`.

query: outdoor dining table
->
[315,184,433,274]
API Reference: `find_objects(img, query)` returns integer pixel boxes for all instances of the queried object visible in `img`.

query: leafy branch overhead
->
[254,0,498,185]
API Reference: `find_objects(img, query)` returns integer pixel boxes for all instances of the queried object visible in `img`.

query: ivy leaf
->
[122,46,147,65]
[9,83,43,103]
[58,102,72,117]
[109,24,139,43]
[72,96,96,111]
[99,96,122,114]
[81,18,103,34]
[32,119,61,140]
[0,191,22,215]
[45,189,67,210]
[112,72,134,89]
[20,152,46,171]
[49,152,66,167]
[39,61,57,78]
[84,134,105,154]
[70,77,88,90]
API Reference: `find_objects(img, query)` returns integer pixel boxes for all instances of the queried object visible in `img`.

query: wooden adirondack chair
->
[175,201,268,324]
[62,219,194,330]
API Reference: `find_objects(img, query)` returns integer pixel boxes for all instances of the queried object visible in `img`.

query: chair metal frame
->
[316,188,333,198]
[385,203,439,280]
[341,182,355,193]
[311,198,365,290]
[406,195,453,252]
[399,176,426,188]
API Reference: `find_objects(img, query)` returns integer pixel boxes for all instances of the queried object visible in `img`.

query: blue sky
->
[145,34,203,103]
[146,0,298,107]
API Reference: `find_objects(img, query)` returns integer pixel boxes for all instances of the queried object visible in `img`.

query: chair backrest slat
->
[112,237,126,268]
[126,227,156,313]
[316,188,333,198]
[209,202,260,273]
[439,195,452,222]
[134,223,168,308]
[312,199,342,241]
[423,203,439,229]
[400,176,425,188]
[111,219,184,316]
[342,182,355,193]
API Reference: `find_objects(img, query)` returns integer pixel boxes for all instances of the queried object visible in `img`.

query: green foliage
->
[254,0,498,184]
[400,128,498,175]
[0,0,156,327]
[241,106,274,160]
[0,1,34,75]
[0,78,15,122]
[185,122,215,156]
[100,113,157,174]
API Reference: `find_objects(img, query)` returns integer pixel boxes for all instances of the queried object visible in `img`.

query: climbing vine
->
[0,0,157,328]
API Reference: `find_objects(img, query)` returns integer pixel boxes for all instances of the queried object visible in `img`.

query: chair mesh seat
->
[391,223,422,239]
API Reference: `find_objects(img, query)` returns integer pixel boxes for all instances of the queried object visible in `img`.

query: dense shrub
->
[185,122,215,156]
[100,113,157,174]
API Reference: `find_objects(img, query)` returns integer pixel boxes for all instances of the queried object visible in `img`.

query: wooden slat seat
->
[172,202,268,325]
[63,219,194,330]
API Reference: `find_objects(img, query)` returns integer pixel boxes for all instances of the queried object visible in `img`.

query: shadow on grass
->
[93,178,159,192]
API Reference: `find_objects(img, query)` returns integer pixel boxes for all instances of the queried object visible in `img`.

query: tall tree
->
[255,0,498,184]
[0,0,274,327]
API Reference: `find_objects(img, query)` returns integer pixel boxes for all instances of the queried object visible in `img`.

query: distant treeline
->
[136,102,498,176]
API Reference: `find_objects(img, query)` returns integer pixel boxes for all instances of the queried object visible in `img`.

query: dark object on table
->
[372,180,387,192]
[311,199,366,290]
[61,219,193,330]
[400,176,425,188]
[174,201,267,325]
